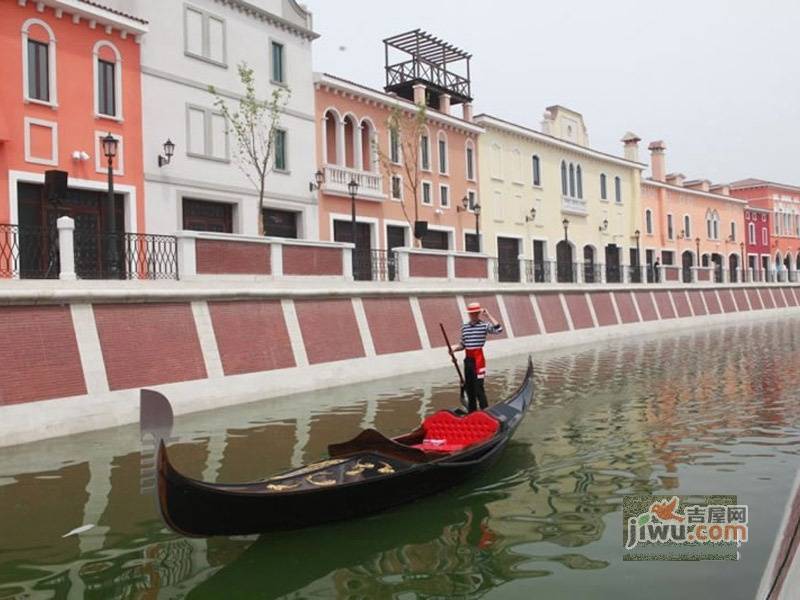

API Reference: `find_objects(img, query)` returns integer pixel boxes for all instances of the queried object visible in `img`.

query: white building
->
[120,0,318,237]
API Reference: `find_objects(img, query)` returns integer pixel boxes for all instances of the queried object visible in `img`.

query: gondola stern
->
[156,439,203,538]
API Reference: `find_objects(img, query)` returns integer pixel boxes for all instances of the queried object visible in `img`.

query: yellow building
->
[474,107,645,283]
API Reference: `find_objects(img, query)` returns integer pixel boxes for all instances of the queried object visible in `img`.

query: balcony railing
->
[561,195,587,215]
[74,231,179,280]
[583,262,603,283]
[353,249,397,282]
[322,165,384,200]
[0,223,59,279]
[523,259,551,283]
[495,259,521,283]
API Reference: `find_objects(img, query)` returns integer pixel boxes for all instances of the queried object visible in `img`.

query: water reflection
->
[1,318,799,599]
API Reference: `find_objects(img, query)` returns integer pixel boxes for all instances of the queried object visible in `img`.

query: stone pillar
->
[342,242,354,281]
[622,132,641,162]
[548,259,557,283]
[439,93,451,115]
[462,102,473,122]
[576,260,584,284]
[518,254,526,284]
[648,140,666,181]
[395,248,410,281]
[353,124,363,171]
[335,117,346,167]
[446,252,455,281]
[176,234,197,279]
[600,263,607,284]
[413,83,426,106]
[57,216,76,280]
[270,240,283,278]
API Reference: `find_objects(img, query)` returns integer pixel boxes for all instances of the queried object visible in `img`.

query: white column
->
[447,253,455,281]
[270,241,283,278]
[57,216,75,280]
[335,118,346,167]
[395,248,410,281]
[342,243,354,281]
[176,235,196,280]
[320,116,328,164]
[518,254,526,284]
[354,124,363,171]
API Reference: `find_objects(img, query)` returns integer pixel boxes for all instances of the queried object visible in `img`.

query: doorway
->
[682,251,693,283]
[605,244,620,283]
[497,237,520,282]
[533,240,546,282]
[334,220,372,280]
[646,249,655,283]
[583,245,596,283]
[556,240,573,283]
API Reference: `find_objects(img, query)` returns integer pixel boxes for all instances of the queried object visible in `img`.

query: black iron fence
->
[353,249,396,282]
[583,262,603,283]
[495,259,521,283]
[627,265,644,283]
[74,231,178,280]
[605,263,622,283]
[0,223,59,279]
[523,259,551,283]
[556,261,578,283]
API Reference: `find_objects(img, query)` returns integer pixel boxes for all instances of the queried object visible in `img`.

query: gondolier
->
[453,302,504,412]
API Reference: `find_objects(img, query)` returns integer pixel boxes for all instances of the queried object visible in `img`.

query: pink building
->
[313,31,482,279]
[743,207,771,279]
[642,141,747,283]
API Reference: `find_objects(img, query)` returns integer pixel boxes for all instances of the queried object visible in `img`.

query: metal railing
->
[605,263,622,283]
[628,265,644,284]
[495,259,521,283]
[523,259,551,283]
[556,261,578,283]
[583,262,603,283]
[353,248,397,282]
[74,231,178,280]
[0,223,59,279]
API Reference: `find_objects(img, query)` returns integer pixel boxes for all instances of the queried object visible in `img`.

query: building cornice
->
[729,179,800,194]
[315,73,485,136]
[643,179,748,205]
[212,0,318,41]
[37,0,148,35]
[474,113,646,170]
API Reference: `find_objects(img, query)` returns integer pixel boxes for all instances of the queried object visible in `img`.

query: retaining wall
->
[1,281,800,447]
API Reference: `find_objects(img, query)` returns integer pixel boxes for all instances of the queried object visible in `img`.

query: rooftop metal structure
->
[383,29,472,108]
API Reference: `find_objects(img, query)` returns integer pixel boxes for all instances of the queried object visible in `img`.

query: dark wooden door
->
[556,240,573,282]
[497,237,520,282]
[335,220,372,280]
[682,251,693,283]
[533,240,546,282]
[386,225,406,281]
[605,244,620,282]
[465,233,480,253]
[421,229,448,250]
[583,245,595,283]
[646,249,655,283]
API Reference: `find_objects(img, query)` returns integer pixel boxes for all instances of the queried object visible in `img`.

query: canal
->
[1,317,799,599]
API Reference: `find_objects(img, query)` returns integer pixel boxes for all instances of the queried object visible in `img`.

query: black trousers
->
[463,356,488,412]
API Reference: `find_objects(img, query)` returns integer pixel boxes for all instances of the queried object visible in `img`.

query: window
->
[466,143,475,180]
[730,221,736,241]
[614,176,622,203]
[27,40,49,101]
[97,59,116,117]
[683,215,691,238]
[183,198,233,232]
[568,163,575,197]
[390,128,400,164]
[438,135,447,174]
[667,214,674,240]
[762,229,768,245]
[186,105,228,161]
[706,210,720,240]
[185,5,226,65]
[749,222,756,244]
[422,181,432,205]
[420,134,430,170]
[600,173,607,200]
[391,175,402,200]
[645,209,653,234]
[271,41,284,83]
[262,208,297,238]
[561,161,567,195]
[576,165,583,199]
[439,185,449,208]
[274,129,287,171]
[662,251,674,265]
[532,155,541,186]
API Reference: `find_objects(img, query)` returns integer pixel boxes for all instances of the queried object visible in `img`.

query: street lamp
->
[695,237,701,266]
[525,207,536,223]
[309,169,325,192]
[740,241,745,282]
[157,138,175,167]
[460,195,481,252]
[101,132,119,275]
[562,218,570,242]
[598,218,608,233]
[348,178,359,249]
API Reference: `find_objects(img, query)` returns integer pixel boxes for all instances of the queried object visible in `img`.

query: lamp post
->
[459,195,481,252]
[562,218,569,242]
[348,178,359,248]
[157,138,175,167]
[101,132,119,276]
[740,241,745,282]
[309,169,324,192]
[634,229,641,283]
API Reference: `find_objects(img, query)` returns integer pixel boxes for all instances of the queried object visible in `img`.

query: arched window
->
[576,165,583,199]
[561,161,567,195]
[323,108,340,165]
[437,131,448,174]
[420,127,431,171]
[645,209,653,234]
[93,41,123,119]
[22,18,57,105]
[706,210,720,239]
[568,163,575,197]
[600,173,607,200]
[465,140,475,180]
[614,176,622,203]
[683,215,691,238]
[713,212,720,239]
[532,155,541,186]
[360,118,376,172]
[511,148,522,182]
[730,221,736,241]
[748,222,756,244]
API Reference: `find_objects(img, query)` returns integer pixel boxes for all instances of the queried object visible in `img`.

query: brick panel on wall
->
[409,254,447,278]
[94,303,207,391]
[195,239,270,275]
[703,290,722,314]
[790,288,800,305]
[589,292,618,326]
[282,246,342,276]
[732,289,750,311]
[208,300,295,375]
[634,291,658,321]
[746,288,763,310]
[563,293,594,329]
[613,292,640,324]
[454,256,488,279]
[688,290,707,315]
[783,288,797,307]
[362,297,422,355]
[718,289,737,313]
[464,295,507,339]
[671,291,692,318]
[653,291,675,319]
[502,294,540,336]
[759,288,775,309]
[535,294,569,333]
[0,306,86,405]
[294,299,364,364]
[772,288,787,308]
[419,296,462,348]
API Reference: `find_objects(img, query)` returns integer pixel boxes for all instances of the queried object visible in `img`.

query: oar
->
[440,323,468,409]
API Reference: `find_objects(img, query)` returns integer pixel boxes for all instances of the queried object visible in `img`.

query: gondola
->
[155,356,534,537]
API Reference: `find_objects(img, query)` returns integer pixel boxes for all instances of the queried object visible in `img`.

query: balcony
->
[561,195,587,215]
[322,165,385,201]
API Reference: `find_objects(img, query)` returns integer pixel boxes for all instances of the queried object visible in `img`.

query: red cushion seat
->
[411,411,500,453]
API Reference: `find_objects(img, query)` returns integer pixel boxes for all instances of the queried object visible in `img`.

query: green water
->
[1,318,799,599]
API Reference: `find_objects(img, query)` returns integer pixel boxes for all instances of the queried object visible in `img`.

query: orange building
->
[0,0,147,275]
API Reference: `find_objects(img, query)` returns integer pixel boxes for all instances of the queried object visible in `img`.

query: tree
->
[210,62,290,235]
[375,103,427,246]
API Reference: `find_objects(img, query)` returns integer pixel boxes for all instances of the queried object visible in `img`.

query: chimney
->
[621,132,641,162]
[685,179,710,192]
[413,83,426,106]
[710,184,730,196]
[541,109,554,135]
[648,140,666,182]
[439,93,451,115]
[665,173,685,187]
[462,102,473,122]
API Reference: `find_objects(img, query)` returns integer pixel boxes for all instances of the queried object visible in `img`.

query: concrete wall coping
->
[175,230,354,250]
[394,247,492,259]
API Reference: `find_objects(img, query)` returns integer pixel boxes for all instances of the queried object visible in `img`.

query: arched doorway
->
[711,253,723,282]
[556,240,574,283]
[583,245,596,283]
[682,250,693,283]
[775,252,783,282]
[784,253,793,281]
[729,254,739,283]
[605,244,621,283]
[324,109,340,164]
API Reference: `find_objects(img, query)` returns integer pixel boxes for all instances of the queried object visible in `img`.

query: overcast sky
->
[303,0,799,185]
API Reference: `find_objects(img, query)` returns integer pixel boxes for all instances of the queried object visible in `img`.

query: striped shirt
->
[461,319,503,349]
